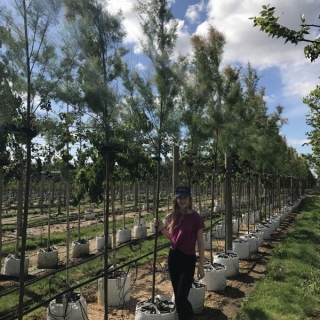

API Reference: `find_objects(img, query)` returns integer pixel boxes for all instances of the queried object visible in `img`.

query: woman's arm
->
[160,227,172,240]
[154,218,172,240]
[196,228,205,279]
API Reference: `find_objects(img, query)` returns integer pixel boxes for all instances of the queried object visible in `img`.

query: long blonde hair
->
[167,196,193,232]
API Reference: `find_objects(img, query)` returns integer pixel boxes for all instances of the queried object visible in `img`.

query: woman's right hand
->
[154,218,164,230]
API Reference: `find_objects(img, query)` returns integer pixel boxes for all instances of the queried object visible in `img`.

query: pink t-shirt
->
[167,211,204,255]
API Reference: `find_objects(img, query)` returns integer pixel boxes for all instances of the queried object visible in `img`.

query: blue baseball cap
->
[175,186,191,197]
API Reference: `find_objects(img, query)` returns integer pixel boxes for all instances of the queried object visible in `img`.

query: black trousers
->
[168,248,196,320]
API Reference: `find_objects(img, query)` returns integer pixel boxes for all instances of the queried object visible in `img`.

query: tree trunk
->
[111,175,117,272]
[40,172,45,215]
[16,168,23,254]
[104,148,110,320]
[210,173,216,261]
[225,153,233,251]
[152,156,161,303]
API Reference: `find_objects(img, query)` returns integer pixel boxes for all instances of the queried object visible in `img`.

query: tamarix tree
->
[63,0,127,316]
[131,0,183,302]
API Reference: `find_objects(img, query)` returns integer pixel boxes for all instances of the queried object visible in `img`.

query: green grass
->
[236,196,320,320]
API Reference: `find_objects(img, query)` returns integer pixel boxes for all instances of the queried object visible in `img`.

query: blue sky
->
[106,0,320,156]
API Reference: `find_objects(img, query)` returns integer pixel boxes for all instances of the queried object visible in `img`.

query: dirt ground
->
[2,206,300,320]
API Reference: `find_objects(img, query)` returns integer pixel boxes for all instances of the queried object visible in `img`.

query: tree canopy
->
[0,1,315,190]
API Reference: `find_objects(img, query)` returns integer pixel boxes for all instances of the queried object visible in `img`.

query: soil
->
[2,206,301,320]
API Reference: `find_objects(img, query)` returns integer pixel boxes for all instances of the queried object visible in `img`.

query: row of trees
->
[0,1,314,253]
[0,0,314,239]
[0,0,313,187]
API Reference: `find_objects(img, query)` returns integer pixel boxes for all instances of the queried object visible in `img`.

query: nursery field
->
[1,182,316,320]
[0,193,310,320]
[1,0,317,318]
[1,1,318,319]
[82,214,298,320]
[20,203,300,320]
[0,193,221,319]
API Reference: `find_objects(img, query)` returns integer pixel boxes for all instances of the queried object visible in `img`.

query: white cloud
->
[174,20,193,57]
[106,0,320,92]
[135,62,146,71]
[105,0,142,49]
[192,0,320,135]
[283,104,309,121]
[264,94,277,104]
[167,0,177,6]
[185,0,206,24]
[287,138,310,148]
[203,0,319,67]
[280,60,320,97]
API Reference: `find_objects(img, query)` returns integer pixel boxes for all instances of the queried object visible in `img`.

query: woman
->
[154,186,205,320]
